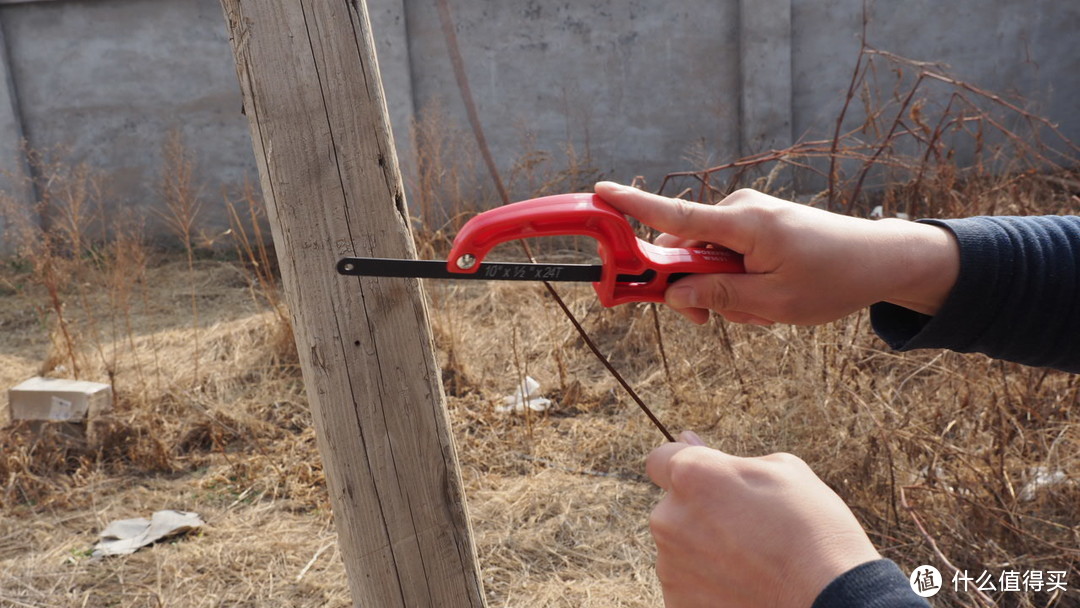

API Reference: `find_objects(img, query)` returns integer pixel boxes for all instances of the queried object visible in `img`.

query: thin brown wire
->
[434,0,674,442]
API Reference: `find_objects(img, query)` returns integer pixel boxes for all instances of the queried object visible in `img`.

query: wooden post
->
[219,2,486,606]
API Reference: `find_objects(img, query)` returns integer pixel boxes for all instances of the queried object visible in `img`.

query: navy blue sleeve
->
[813,560,929,608]
[871,216,1080,373]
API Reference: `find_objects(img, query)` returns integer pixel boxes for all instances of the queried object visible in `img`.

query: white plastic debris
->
[870,205,910,221]
[495,376,551,414]
[92,510,204,557]
[1019,466,1069,502]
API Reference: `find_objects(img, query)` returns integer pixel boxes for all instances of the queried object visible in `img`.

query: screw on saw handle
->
[447,193,745,306]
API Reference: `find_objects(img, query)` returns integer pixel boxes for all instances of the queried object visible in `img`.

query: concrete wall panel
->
[792,0,1080,144]
[1,0,250,232]
[404,0,741,195]
[0,0,1074,249]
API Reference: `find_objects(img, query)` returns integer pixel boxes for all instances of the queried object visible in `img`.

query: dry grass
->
[2,45,1079,608]
[3,217,1077,606]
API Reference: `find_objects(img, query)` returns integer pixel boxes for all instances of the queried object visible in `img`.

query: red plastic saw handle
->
[447,193,744,307]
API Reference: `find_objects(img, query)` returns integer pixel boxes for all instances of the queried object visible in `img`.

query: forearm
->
[872,215,1080,373]
[873,218,959,316]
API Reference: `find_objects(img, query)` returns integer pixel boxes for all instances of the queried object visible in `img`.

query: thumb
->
[646,437,740,493]
[646,442,693,491]
[665,272,749,313]
[678,430,707,446]
[666,273,776,325]
[644,433,709,492]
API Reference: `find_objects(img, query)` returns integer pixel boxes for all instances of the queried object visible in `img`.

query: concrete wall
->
[791,0,1080,146]
[0,0,254,244]
[0,0,1076,249]
[405,0,742,193]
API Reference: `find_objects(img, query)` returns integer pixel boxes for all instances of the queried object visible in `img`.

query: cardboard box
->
[8,377,113,422]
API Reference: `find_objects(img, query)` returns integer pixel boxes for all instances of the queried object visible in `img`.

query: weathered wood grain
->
[218,1,486,606]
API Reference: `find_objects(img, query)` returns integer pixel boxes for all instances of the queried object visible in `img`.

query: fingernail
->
[667,285,696,309]
[597,181,627,193]
[680,430,706,446]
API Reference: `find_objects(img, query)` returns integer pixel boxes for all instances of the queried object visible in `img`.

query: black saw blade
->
[336,257,660,284]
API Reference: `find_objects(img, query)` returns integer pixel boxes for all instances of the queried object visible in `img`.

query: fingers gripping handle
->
[447,193,744,306]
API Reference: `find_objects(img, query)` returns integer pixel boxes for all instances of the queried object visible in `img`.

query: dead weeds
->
[2,178,1079,607]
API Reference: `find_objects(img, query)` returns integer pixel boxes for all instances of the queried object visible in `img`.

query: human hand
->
[646,431,882,608]
[594,181,959,325]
